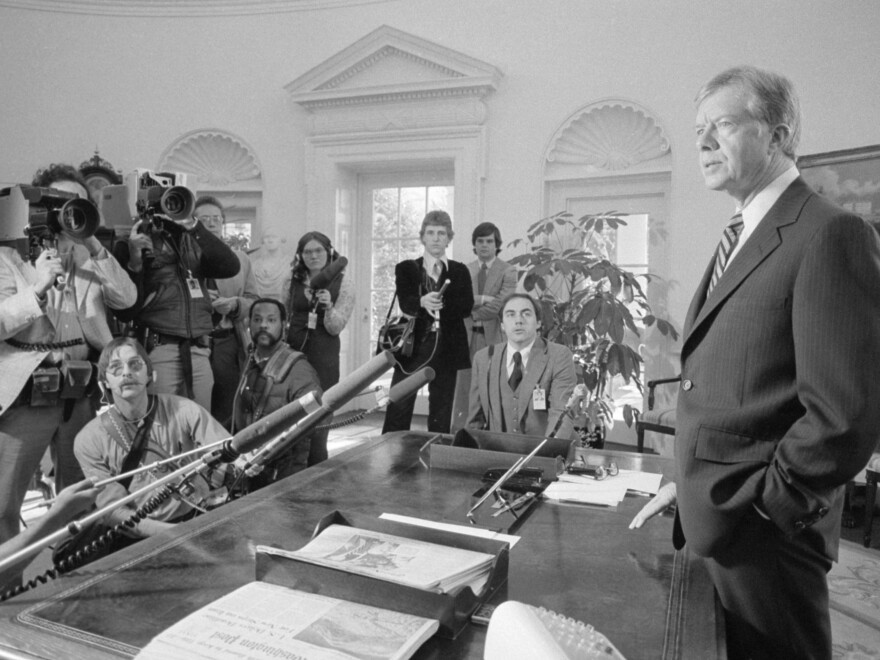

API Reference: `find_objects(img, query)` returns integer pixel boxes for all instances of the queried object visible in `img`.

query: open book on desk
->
[264,523,495,595]
[136,581,439,660]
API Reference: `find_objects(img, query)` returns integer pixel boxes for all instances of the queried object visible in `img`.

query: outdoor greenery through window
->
[370,185,454,346]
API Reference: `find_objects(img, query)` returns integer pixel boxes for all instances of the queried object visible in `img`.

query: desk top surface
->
[0,432,720,660]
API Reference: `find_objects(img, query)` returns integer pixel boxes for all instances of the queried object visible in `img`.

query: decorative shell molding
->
[547,101,670,171]
[159,130,261,187]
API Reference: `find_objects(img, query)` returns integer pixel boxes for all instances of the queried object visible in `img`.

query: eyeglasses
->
[106,357,147,377]
[196,215,223,224]
[303,248,326,257]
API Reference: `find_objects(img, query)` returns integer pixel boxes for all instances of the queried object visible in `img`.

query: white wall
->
[2,0,879,334]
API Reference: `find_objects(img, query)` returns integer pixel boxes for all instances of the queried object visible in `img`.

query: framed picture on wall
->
[798,144,880,226]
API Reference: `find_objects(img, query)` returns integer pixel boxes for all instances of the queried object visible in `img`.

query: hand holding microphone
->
[308,257,348,311]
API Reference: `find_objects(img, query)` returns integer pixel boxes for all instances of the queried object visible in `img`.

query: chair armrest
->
[646,376,682,410]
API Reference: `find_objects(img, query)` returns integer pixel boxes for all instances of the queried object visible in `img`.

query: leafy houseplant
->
[507,211,678,447]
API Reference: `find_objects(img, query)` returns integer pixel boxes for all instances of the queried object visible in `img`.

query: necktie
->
[432,261,442,285]
[477,263,488,295]
[508,351,523,391]
[707,213,744,295]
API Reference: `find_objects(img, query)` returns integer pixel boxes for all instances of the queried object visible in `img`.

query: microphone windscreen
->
[229,390,322,455]
[387,367,435,405]
[309,256,349,291]
[322,350,395,411]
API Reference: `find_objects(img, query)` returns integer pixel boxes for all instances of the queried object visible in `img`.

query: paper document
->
[136,581,439,660]
[544,469,663,506]
[263,524,495,594]
[379,513,521,548]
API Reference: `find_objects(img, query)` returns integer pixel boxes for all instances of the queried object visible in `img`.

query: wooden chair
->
[635,376,680,453]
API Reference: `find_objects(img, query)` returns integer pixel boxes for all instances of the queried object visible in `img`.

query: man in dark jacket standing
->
[382,210,473,434]
[114,205,240,412]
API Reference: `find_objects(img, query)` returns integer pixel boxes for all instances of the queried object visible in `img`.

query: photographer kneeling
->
[0,164,137,560]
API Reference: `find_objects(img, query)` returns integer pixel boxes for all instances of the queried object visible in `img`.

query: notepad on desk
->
[136,581,439,660]
[543,469,663,506]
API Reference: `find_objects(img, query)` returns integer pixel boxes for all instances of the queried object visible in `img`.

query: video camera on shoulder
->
[99,168,196,234]
[0,185,99,263]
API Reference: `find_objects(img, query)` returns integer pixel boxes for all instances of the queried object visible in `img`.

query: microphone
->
[546,383,588,440]
[209,390,322,465]
[375,367,435,409]
[240,350,396,472]
[309,257,349,309]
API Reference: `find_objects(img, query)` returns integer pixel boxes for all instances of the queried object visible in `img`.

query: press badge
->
[308,312,318,329]
[532,386,546,410]
[186,277,204,299]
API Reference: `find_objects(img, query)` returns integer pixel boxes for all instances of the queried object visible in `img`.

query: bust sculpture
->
[251,233,291,302]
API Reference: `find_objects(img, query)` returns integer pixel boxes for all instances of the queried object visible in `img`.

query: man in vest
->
[233,298,325,490]
[467,293,576,438]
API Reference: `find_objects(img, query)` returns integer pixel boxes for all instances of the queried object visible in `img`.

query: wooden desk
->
[0,432,722,659]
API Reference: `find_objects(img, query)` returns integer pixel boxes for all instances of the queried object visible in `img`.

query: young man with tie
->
[466,222,517,357]
[467,293,576,438]
[381,211,473,434]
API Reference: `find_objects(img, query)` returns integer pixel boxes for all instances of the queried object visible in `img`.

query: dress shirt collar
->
[478,256,496,270]
[506,339,536,375]
[422,253,448,276]
[729,166,799,263]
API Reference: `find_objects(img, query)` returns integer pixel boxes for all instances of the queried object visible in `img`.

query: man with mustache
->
[232,298,325,490]
[72,337,229,559]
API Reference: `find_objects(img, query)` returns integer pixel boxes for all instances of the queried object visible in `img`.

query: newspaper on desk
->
[136,581,439,660]
[264,524,495,594]
[542,469,663,507]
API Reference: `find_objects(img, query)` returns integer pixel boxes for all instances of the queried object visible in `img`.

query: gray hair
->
[695,65,801,160]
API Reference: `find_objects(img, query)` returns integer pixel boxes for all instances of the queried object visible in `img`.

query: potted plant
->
[507,211,678,447]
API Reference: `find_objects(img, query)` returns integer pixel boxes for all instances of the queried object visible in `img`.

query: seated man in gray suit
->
[467,293,576,438]
[466,222,516,357]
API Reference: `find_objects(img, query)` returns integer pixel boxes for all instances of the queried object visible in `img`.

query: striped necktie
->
[708,213,744,295]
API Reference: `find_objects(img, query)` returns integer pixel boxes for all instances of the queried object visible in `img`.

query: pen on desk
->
[492,491,535,517]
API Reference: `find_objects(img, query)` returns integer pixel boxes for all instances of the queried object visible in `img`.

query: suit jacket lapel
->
[684,178,811,349]
[484,260,504,294]
[488,345,506,427]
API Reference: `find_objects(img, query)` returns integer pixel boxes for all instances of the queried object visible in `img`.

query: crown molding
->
[0,0,392,17]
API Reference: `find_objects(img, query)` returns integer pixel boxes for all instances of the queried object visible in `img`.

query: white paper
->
[378,512,521,548]
[136,581,438,660]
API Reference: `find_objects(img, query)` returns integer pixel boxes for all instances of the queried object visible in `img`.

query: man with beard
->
[232,298,325,490]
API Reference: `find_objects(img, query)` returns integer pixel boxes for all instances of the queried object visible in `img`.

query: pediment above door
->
[286,25,502,134]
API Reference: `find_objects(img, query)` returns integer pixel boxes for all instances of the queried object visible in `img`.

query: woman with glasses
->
[285,232,354,463]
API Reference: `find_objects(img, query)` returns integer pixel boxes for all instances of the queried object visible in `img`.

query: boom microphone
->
[378,367,435,408]
[242,350,396,472]
[309,257,348,292]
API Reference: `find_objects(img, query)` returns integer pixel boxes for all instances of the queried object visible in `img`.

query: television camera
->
[99,169,196,235]
[0,185,100,264]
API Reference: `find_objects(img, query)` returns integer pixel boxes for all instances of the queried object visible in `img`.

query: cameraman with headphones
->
[0,164,136,556]
[113,187,240,413]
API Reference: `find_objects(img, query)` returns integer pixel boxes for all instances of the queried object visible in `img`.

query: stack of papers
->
[265,524,496,594]
[542,469,663,507]
[137,581,439,660]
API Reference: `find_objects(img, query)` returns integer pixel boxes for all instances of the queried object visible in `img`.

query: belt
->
[151,332,211,349]
[210,327,236,339]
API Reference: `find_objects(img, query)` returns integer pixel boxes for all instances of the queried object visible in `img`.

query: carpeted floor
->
[829,540,880,658]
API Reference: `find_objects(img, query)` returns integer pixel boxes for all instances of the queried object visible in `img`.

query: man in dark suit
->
[382,211,473,434]
[467,293,576,438]
[466,222,517,356]
[630,66,880,659]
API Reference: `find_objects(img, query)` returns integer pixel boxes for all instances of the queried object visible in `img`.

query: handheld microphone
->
[546,384,588,440]
[309,257,348,310]
[241,350,396,472]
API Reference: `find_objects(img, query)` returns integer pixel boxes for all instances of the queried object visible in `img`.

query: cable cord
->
[0,484,176,602]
